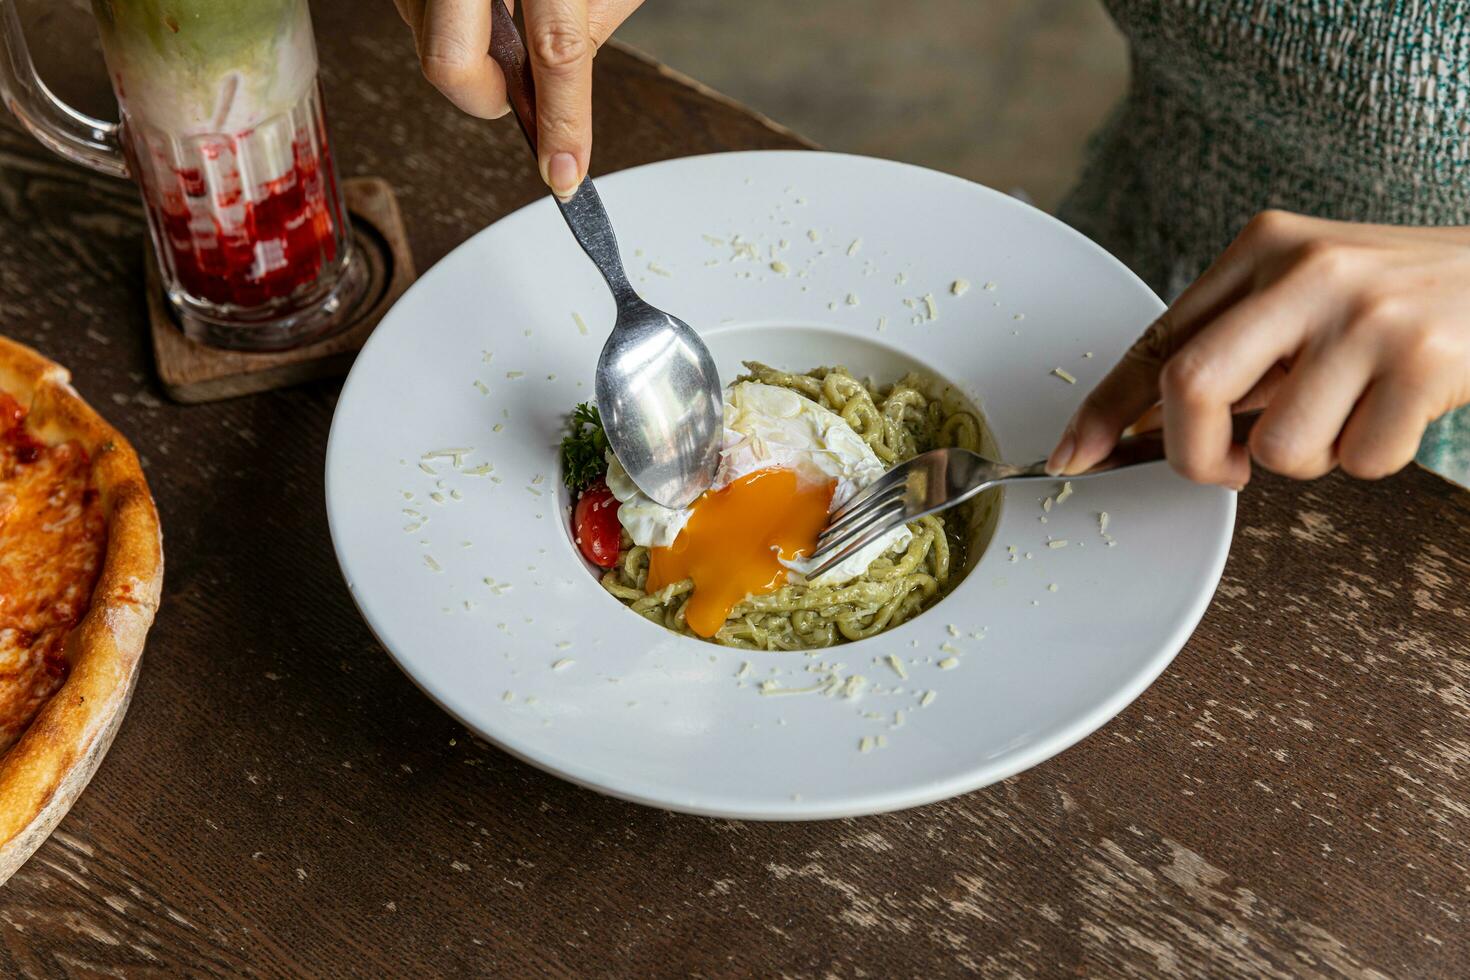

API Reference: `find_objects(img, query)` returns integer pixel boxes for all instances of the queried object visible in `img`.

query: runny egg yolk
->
[646,467,835,638]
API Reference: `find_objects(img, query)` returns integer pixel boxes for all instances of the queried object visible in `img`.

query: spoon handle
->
[487,0,635,304]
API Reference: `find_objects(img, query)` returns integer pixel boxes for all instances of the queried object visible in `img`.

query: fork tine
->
[803,502,909,580]
[818,481,906,546]
[828,463,909,525]
[812,496,906,559]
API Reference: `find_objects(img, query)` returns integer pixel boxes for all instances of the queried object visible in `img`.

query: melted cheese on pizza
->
[0,392,105,753]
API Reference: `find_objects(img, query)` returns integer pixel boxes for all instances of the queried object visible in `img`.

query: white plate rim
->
[326,150,1235,820]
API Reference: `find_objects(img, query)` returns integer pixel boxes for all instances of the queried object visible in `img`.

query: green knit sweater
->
[1060,0,1470,486]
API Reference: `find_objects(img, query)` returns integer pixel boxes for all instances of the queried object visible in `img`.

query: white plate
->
[326,151,1233,820]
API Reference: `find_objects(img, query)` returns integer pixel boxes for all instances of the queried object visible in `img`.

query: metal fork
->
[805,411,1261,579]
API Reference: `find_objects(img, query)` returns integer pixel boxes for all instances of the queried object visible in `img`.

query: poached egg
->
[605,381,911,637]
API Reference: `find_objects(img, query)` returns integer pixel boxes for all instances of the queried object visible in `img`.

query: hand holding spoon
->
[486,0,722,509]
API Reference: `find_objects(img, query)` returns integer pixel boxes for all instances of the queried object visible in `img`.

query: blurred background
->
[618,0,1129,212]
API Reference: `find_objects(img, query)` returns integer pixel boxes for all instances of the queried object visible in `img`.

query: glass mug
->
[0,0,368,350]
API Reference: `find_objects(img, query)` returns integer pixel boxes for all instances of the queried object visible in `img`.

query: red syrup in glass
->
[152,132,341,309]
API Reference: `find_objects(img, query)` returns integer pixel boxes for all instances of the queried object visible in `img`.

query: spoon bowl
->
[595,300,723,508]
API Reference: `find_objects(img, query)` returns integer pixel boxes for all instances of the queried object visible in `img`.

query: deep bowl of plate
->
[325,151,1233,819]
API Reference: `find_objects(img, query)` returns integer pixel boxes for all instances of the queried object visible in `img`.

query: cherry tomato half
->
[573,479,621,568]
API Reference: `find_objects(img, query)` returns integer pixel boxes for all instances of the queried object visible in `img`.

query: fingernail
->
[1046,430,1076,477]
[547,152,579,199]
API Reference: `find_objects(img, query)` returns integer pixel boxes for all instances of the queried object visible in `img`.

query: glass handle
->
[0,0,128,178]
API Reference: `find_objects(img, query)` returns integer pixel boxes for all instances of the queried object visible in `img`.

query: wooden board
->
[147,176,415,403]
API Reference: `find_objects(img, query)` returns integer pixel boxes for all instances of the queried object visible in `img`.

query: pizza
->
[0,335,162,883]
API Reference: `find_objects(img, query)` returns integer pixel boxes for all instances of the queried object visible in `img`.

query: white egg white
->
[605,381,911,585]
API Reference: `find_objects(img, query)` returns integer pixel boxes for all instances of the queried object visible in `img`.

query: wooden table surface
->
[2,3,1468,976]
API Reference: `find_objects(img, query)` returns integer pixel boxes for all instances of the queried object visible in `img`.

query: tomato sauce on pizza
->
[0,391,106,753]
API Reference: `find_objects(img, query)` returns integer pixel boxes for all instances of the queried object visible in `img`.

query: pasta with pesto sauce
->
[599,362,993,650]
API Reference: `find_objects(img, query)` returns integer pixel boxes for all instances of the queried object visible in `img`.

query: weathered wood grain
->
[0,1,1466,977]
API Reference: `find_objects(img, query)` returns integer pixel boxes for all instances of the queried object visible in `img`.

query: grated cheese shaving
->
[847,238,863,256]
[885,654,908,680]
[938,657,959,670]
[424,555,442,572]
[758,679,832,697]
[424,447,471,460]
[1052,367,1077,384]
[859,736,875,753]
[923,293,938,321]
[920,690,937,707]
[1099,511,1110,534]
[1056,481,1074,505]
[473,380,490,396]
[730,237,759,261]
[1048,539,1069,549]
[770,260,790,275]
[506,371,524,380]
[572,312,589,335]
[647,262,671,277]
[877,316,888,332]
[552,658,574,671]
[951,279,970,296]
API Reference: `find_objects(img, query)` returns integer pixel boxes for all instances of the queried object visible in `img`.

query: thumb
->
[1047,314,1176,475]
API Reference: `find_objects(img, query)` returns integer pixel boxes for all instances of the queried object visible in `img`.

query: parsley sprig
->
[560,402,609,491]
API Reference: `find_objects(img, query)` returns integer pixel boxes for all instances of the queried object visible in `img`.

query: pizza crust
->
[0,335,163,885]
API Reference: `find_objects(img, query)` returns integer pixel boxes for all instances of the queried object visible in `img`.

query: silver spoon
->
[487,0,722,508]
